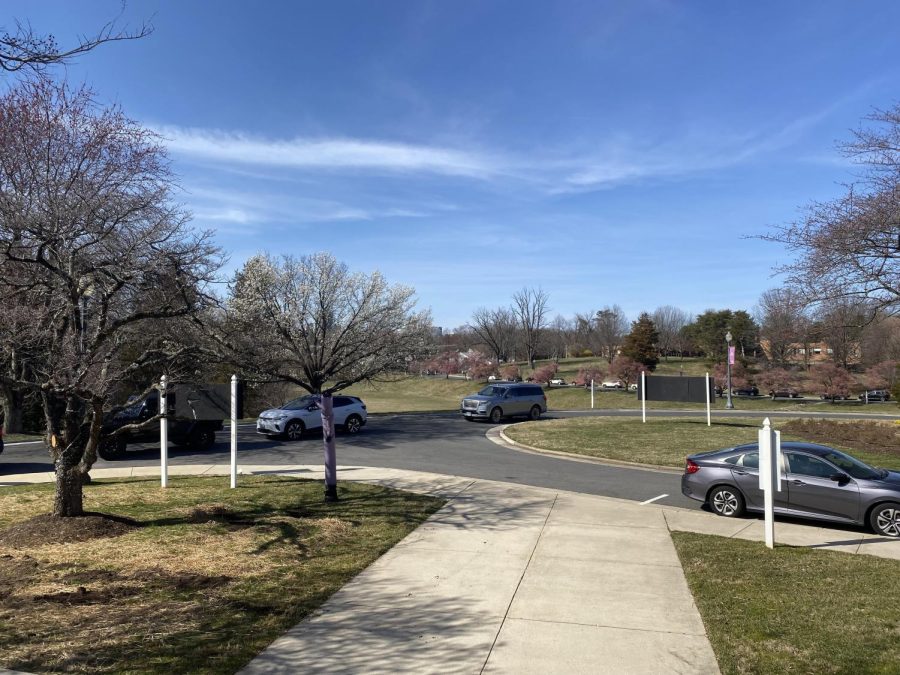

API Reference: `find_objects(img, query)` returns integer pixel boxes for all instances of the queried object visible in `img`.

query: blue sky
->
[11,1,900,329]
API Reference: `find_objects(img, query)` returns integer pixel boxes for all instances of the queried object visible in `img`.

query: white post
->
[705,372,711,427]
[230,374,238,489]
[159,374,168,488]
[641,370,646,423]
[758,417,782,549]
[590,379,594,409]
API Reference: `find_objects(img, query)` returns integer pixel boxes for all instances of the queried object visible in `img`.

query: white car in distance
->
[257,394,367,441]
[600,379,624,389]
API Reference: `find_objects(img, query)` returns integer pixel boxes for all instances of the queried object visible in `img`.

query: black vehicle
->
[731,386,759,397]
[860,390,891,402]
[99,391,222,460]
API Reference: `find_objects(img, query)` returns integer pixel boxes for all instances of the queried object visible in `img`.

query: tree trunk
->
[320,393,338,502]
[53,459,84,516]
[0,386,24,433]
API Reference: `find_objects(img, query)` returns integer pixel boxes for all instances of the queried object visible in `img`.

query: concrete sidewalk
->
[5,464,900,673]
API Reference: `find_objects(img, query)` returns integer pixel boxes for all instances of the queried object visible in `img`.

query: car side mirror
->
[307,404,318,411]
[830,473,849,483]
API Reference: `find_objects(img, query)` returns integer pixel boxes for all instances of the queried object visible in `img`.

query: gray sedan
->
[681,442,900,537]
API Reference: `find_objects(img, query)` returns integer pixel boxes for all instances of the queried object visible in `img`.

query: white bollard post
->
[160,374,168,488]
[230,374,238,489]
[758,417,782,549]
[705,372,711,427]
[641,370,646,423]
[590,379,594,409]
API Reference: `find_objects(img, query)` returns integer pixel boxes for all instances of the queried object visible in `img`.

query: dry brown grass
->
[0,475,443,674]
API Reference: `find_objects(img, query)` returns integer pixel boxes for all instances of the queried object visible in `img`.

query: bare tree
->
[512,287,549,370]
[547,314,573,362]
[1,15,151,73]
[815,297,867,369]
[756,287,809,367]
[0,79,221,516]
[594,305,629,363]
[225,252,431,501]
[651,305,690,361]
[764,104,900,314]
[469,306,517,364]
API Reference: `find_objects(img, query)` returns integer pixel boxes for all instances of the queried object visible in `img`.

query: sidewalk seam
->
[503,615,708,637]
[480,493,559,674]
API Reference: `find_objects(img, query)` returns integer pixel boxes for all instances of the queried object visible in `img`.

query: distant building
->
[760,339,861,365]
[430,326,443,338]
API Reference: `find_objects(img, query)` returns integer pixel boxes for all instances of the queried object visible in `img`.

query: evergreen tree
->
[621,313,660,370]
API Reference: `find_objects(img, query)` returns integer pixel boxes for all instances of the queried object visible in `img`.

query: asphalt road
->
[3,406,899,511]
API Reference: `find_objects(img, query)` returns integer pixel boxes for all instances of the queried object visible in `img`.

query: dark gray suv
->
[682,441,900,537]
[460,383,547,423]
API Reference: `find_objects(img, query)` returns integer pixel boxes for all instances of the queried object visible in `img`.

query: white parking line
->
[640,493,668,505]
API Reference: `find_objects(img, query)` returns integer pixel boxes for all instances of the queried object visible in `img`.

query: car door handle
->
[734,470,749,476]
[791,480,805,486]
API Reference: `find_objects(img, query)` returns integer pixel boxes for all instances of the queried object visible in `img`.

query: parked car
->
[820,393,852,401]
[731,386,759,397]
[99,391,223,460]
[681,441,900,537]
[549,378,566,386]
[256,395,367,440]
[769,388,801,399]
[860,390,891,402]
[601,379,624,389]
[460,383,547,423]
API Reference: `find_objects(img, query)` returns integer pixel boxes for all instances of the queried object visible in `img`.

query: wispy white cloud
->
[156,125,502,179]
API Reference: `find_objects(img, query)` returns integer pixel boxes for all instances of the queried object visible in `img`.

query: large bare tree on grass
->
[0,79,221,516]
[512,287,549,370]
[469,306,517,364]
[225,252,431,501]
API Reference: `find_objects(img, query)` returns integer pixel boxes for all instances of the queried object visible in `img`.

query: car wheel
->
[284,420,305,441]
[98,436,127,461]
[489,407,503,423]
[708,485,745,518]
[528,405,541,421]
[869,502,900,537]
[344,414,363,435]
[191,428,216,450]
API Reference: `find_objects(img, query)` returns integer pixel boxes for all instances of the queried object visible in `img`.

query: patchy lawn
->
[503,417,900,470]
[673,532,900,674]
[0,475,443,674]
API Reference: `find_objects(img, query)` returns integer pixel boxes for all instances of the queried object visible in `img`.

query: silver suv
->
[461,383,547,423]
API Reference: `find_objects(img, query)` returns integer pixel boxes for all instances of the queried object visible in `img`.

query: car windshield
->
[820,449,882,480]
[281,395,317,410]
[477,386,507,397]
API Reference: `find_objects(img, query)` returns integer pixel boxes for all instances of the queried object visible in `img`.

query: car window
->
[334,397,351,407]
[739,452,760,469]
[821,450,879,480]
[477,386,506,397]
[785,452,835,478]
[722,455,740,465]
[283,396,315,410]
[526,386,542,397]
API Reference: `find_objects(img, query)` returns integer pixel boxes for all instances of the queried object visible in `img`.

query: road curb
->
[490,426,683,475]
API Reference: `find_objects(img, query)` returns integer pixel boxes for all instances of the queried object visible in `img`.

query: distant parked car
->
[549,378,566,386]
[682,441,900,537]
[460,383,547,423]
[257,395,367,440]
[628,383,638,391]
[731,386,759,397]
[601,379,624,389]
[820,393,852,401]
[860,390,891,402]
[769,388,801,399]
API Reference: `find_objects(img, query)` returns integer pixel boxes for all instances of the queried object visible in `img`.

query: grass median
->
[673,532,900,674]
[502,417,900,470]
[0,475,443,674]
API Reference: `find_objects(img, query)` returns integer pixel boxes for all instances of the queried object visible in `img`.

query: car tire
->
[528,405,541,421]
[489,407,503,424]
[869,502,900,537]
[98,436,127,461]
[191,428,216,450]
[344,414,363,435]
[708,485,745,518]
[284,420,305,441]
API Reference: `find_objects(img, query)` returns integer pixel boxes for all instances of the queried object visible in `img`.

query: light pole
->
[725,330,734,410]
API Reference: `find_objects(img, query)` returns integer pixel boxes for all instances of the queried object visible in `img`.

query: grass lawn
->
[503,417,900,471]
[343,372,887,414]
[673,532,900,674]
[0,475,443,674]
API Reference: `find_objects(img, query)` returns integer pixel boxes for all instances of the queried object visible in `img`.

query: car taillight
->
[685,459,700,474]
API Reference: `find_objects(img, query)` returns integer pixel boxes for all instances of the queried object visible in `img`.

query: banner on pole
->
[728,346,736,365]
